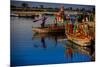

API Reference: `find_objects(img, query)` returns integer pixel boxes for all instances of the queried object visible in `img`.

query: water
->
[11,16,92,66]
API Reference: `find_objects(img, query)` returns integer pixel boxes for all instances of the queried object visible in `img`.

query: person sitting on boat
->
[83,23,89,36]
[65,15,71,34]
[73,17,85,39]
[75,19,91,40]
[81,16,90,37]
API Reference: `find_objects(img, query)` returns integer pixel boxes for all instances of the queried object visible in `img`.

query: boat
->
[32,27,49,33]
[66,33,91,47]
[32,25,65,33]
[11,13,19,17]
[65,22,95,47]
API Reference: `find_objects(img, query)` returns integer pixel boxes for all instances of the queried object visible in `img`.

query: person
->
[54,16,57,26]
[69,22,74,34]
[33,14,48,28]
[65,15,70,34]
[54,5,65,23]
[83,23,89,36]
[59,5,65,23]
[74,16,79,33]
[41,15,47,28]
[86,17,89,22]
[77,14,83,23]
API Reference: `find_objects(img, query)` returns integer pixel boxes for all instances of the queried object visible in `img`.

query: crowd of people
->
[53,5,94,41]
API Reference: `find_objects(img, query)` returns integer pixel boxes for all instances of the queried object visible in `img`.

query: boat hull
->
[66,34,91,47]
[32,26,65,34]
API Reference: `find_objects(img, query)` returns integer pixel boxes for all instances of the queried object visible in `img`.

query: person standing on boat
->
[69,21,74,34]
[59,5,65,23]
[73,16,78,34]
[41,14,48,28]
[54,5,65,24]
[66,15,70,34]
[33,14,48,28]
[54,16,57,26]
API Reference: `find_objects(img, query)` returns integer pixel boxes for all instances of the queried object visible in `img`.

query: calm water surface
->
[11,16,92,66]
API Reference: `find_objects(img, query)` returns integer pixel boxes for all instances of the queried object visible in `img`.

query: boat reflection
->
[32,31,95,61]
[32,32,66,48]
[32,35,47,49]
[41,37,47,48]
[64,40,95,62]
[65,47,73,62]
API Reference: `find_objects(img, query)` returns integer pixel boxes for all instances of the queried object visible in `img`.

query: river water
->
[11,16,92,66]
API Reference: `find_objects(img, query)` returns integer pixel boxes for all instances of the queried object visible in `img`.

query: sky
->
[11,0,95,11]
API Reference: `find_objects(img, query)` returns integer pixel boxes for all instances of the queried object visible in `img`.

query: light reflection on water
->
[11,17,93,66]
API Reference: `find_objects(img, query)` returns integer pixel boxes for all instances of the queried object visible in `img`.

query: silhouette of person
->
[33,14,48,28]
[41,15,47,28]
[54,34,57,47]
[41,37,47,48]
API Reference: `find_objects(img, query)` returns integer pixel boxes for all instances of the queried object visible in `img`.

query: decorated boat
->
[65,22,93,47]
[66,33,91,47]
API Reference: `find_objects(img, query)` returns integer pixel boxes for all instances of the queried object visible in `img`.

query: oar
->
[33,18,42,22]
[33,16,49,23]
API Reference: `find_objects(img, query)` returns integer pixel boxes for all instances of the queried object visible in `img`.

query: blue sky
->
[11,1,95,11]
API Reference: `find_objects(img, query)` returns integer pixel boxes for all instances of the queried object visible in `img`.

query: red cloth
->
[66,23,69,32]
[70,24,74,34]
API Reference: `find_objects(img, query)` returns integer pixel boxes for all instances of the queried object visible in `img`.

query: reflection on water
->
[65,47,73,62]
[11,17,94,66]
[41,37,47,48]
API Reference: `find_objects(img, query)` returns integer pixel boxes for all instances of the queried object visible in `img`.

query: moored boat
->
[32,25,65,33]
[66,33,91,47]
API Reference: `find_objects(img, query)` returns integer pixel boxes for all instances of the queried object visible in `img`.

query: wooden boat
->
[32,27,49,33]
[65,22,95,47]
[66,33,91,47]
[32,25,65,33]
